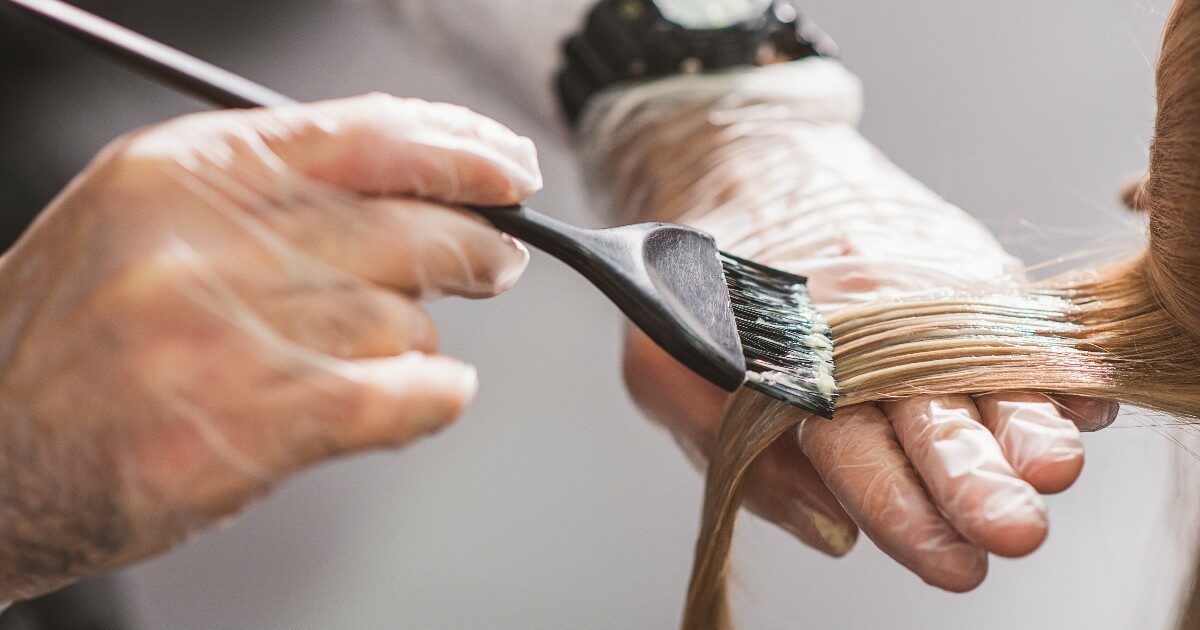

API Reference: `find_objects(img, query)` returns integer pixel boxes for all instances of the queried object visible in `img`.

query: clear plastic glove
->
[0,94,540,601]
[587,59,1118,590]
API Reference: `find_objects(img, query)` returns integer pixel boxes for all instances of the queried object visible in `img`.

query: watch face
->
[651,0,773,29]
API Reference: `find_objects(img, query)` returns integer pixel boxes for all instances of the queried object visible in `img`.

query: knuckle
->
[95,251,191,312]
[95,112,250,198]
[351,287,439,354]
[805,403,884,455]
[416,98,479,125]
[923,414,982,444]
[347,94,432,129]
[357,91,402,108]
[350,92,403,121]
[329,377,372,428]
[332,282,386,323]
[354,292,439,354]
[406,308,440,353]
[89,131,176,197]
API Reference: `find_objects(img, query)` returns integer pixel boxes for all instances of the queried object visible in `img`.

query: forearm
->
[580,59,1021,303]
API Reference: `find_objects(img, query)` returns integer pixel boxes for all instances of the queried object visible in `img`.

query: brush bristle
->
[719,252,837,418]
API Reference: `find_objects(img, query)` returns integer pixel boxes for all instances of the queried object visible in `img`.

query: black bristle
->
[719,252,837,418]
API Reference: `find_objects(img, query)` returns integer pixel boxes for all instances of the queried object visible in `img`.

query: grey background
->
[0,1,1191,628]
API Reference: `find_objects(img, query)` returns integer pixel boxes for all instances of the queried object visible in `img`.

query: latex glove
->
[0,94,540,602]
[591,59,1119,591]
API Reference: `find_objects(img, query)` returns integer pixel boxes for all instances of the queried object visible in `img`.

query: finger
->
[261,196,530,298]
[242,351,478,473]
[798,403,988,592]
[128,345,477,521]
[265,94,542,204]
[742,426,859,558]
[334,352,479,452]
[881,396,1048,558]
[973,393,1084,494]
[193,244,440,357]
[1055,395,1120,432]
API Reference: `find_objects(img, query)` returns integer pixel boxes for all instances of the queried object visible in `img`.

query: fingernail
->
[502,232,529,257]
[494,236,529,292]
[1096,401,1120,431]
[1060,397,1120,432]
[805,506,854,556]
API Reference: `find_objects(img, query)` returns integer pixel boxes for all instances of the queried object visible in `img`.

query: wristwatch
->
[556,0,836,126]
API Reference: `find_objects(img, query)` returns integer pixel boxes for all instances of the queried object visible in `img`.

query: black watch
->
[556,0,836,127]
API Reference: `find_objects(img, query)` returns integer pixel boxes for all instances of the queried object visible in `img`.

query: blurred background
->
[0,1,1189,628]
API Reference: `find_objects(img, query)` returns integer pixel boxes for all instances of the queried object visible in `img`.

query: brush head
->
[719,252,837,418]
[631,224,836,418]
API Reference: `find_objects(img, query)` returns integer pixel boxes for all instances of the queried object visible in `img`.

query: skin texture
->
[597,59,1119,591]
[0,94,540,602]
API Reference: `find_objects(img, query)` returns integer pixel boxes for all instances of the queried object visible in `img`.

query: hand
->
[625,202,1118,590]
[0,94,540,601]
[602,60,1118,591]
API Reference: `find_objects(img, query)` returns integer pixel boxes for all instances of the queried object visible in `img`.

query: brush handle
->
[470,205,655,322]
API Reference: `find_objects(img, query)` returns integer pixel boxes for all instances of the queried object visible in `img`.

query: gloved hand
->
[0,94,540,602]
[586,59,1118,591]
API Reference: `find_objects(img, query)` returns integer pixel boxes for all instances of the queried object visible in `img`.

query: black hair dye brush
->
[5,0,837,418]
